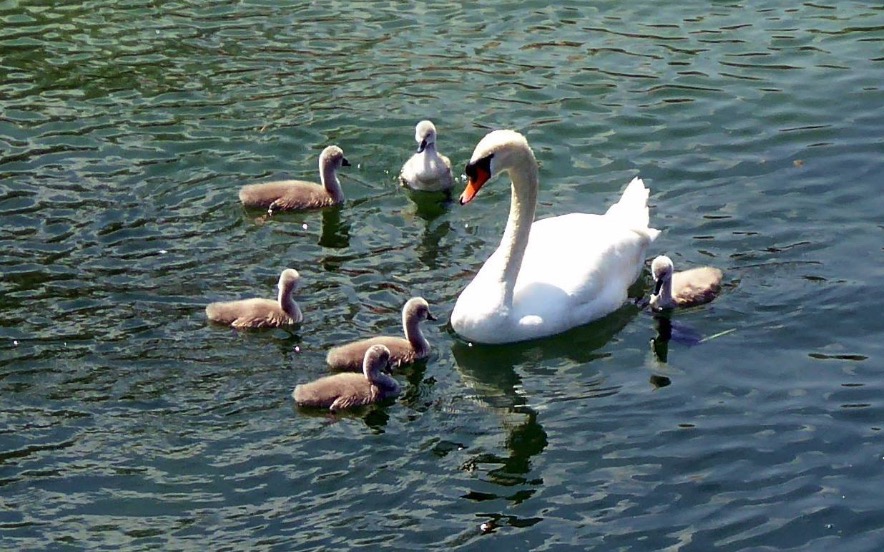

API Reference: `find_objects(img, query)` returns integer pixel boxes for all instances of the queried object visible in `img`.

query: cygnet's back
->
[206,268,303,328]
[650,256,723,310]
[326,297,435,372]
[293,345,400,411]
[399,120,454,192]
[239,145,350,212]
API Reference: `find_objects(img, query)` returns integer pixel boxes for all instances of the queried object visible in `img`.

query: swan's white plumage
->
[451,130,658,344]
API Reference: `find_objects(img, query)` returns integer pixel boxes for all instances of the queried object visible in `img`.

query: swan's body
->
[293,345,400,411]
[239,145,350,213]
[326,297,436,372]
[450,130,659,344]
[650,255,723,310]
[399,121,454,192]
[206,269,303,329]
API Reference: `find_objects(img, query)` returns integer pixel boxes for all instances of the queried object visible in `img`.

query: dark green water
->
[2,1,883,550]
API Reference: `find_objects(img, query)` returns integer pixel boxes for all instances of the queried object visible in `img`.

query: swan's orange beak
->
[459,165,490,205]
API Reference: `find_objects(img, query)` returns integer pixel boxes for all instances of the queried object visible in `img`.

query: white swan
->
[399,120,454,192]
[649,255,723,310]
[450,130,659,344]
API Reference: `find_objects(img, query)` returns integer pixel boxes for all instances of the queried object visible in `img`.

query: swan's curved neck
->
[278,284,302,320]
[367,366,399,391]
[498,153,539,306]
[652,275,675,309]
[659,276,675,308]
[321,163,344,202]
[403,311,430,354]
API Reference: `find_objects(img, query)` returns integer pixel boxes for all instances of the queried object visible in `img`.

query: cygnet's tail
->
[605,177,660,241]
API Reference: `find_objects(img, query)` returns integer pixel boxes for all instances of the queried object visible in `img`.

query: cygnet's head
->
[278,268,301,293]
[461,129,531,205]
[319,145,351,171]
[363,344,392,377]
[651,255,674,295]
[414,120,438,153]
[404,297,436,322]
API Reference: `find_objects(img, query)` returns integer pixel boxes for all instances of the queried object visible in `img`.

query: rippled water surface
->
[2,1,883,550]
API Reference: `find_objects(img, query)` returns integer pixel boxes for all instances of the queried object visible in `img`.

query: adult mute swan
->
[450,130,659,344]
[239,145,350,214]
[649,255,723,310]
[326,297,436,372]
[399,120,454,192]
[205,268,303,329]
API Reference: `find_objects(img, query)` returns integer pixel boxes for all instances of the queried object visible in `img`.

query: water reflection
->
[416,220,453,271]
[403,187,453,222]
[317,207,349,249]
[649,311,704,364]
[240,206,350,249]
[401,187,455,270]
[649,373,672,389]
[451,305,638,408]
[650,314,673,363]
[291,397,395,434]
[448,307,637,522]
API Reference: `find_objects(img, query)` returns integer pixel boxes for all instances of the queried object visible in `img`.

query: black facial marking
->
[464,154,493,180]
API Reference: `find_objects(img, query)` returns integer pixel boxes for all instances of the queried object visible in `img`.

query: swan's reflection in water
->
[447,307,638,528]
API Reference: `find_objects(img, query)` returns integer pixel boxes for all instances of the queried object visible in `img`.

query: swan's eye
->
[465,154,493,180]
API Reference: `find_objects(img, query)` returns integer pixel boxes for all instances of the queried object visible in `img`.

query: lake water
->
[1,1,883,550]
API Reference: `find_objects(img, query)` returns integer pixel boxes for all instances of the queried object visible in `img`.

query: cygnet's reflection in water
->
[242,205,351,250]
[651,314,673,364]
[402,188,454,271]
[403,186,453,221]
[317,206,350,249]
[447,306,637,524]
[649,311,704,364]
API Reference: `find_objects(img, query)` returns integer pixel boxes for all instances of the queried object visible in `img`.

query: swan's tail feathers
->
[606,177,659,240]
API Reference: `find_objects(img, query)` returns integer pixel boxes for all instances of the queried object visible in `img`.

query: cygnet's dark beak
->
[427,311,437,322]
[653,278,664,296]
[342,157,352,167]
[416,139,427,153]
